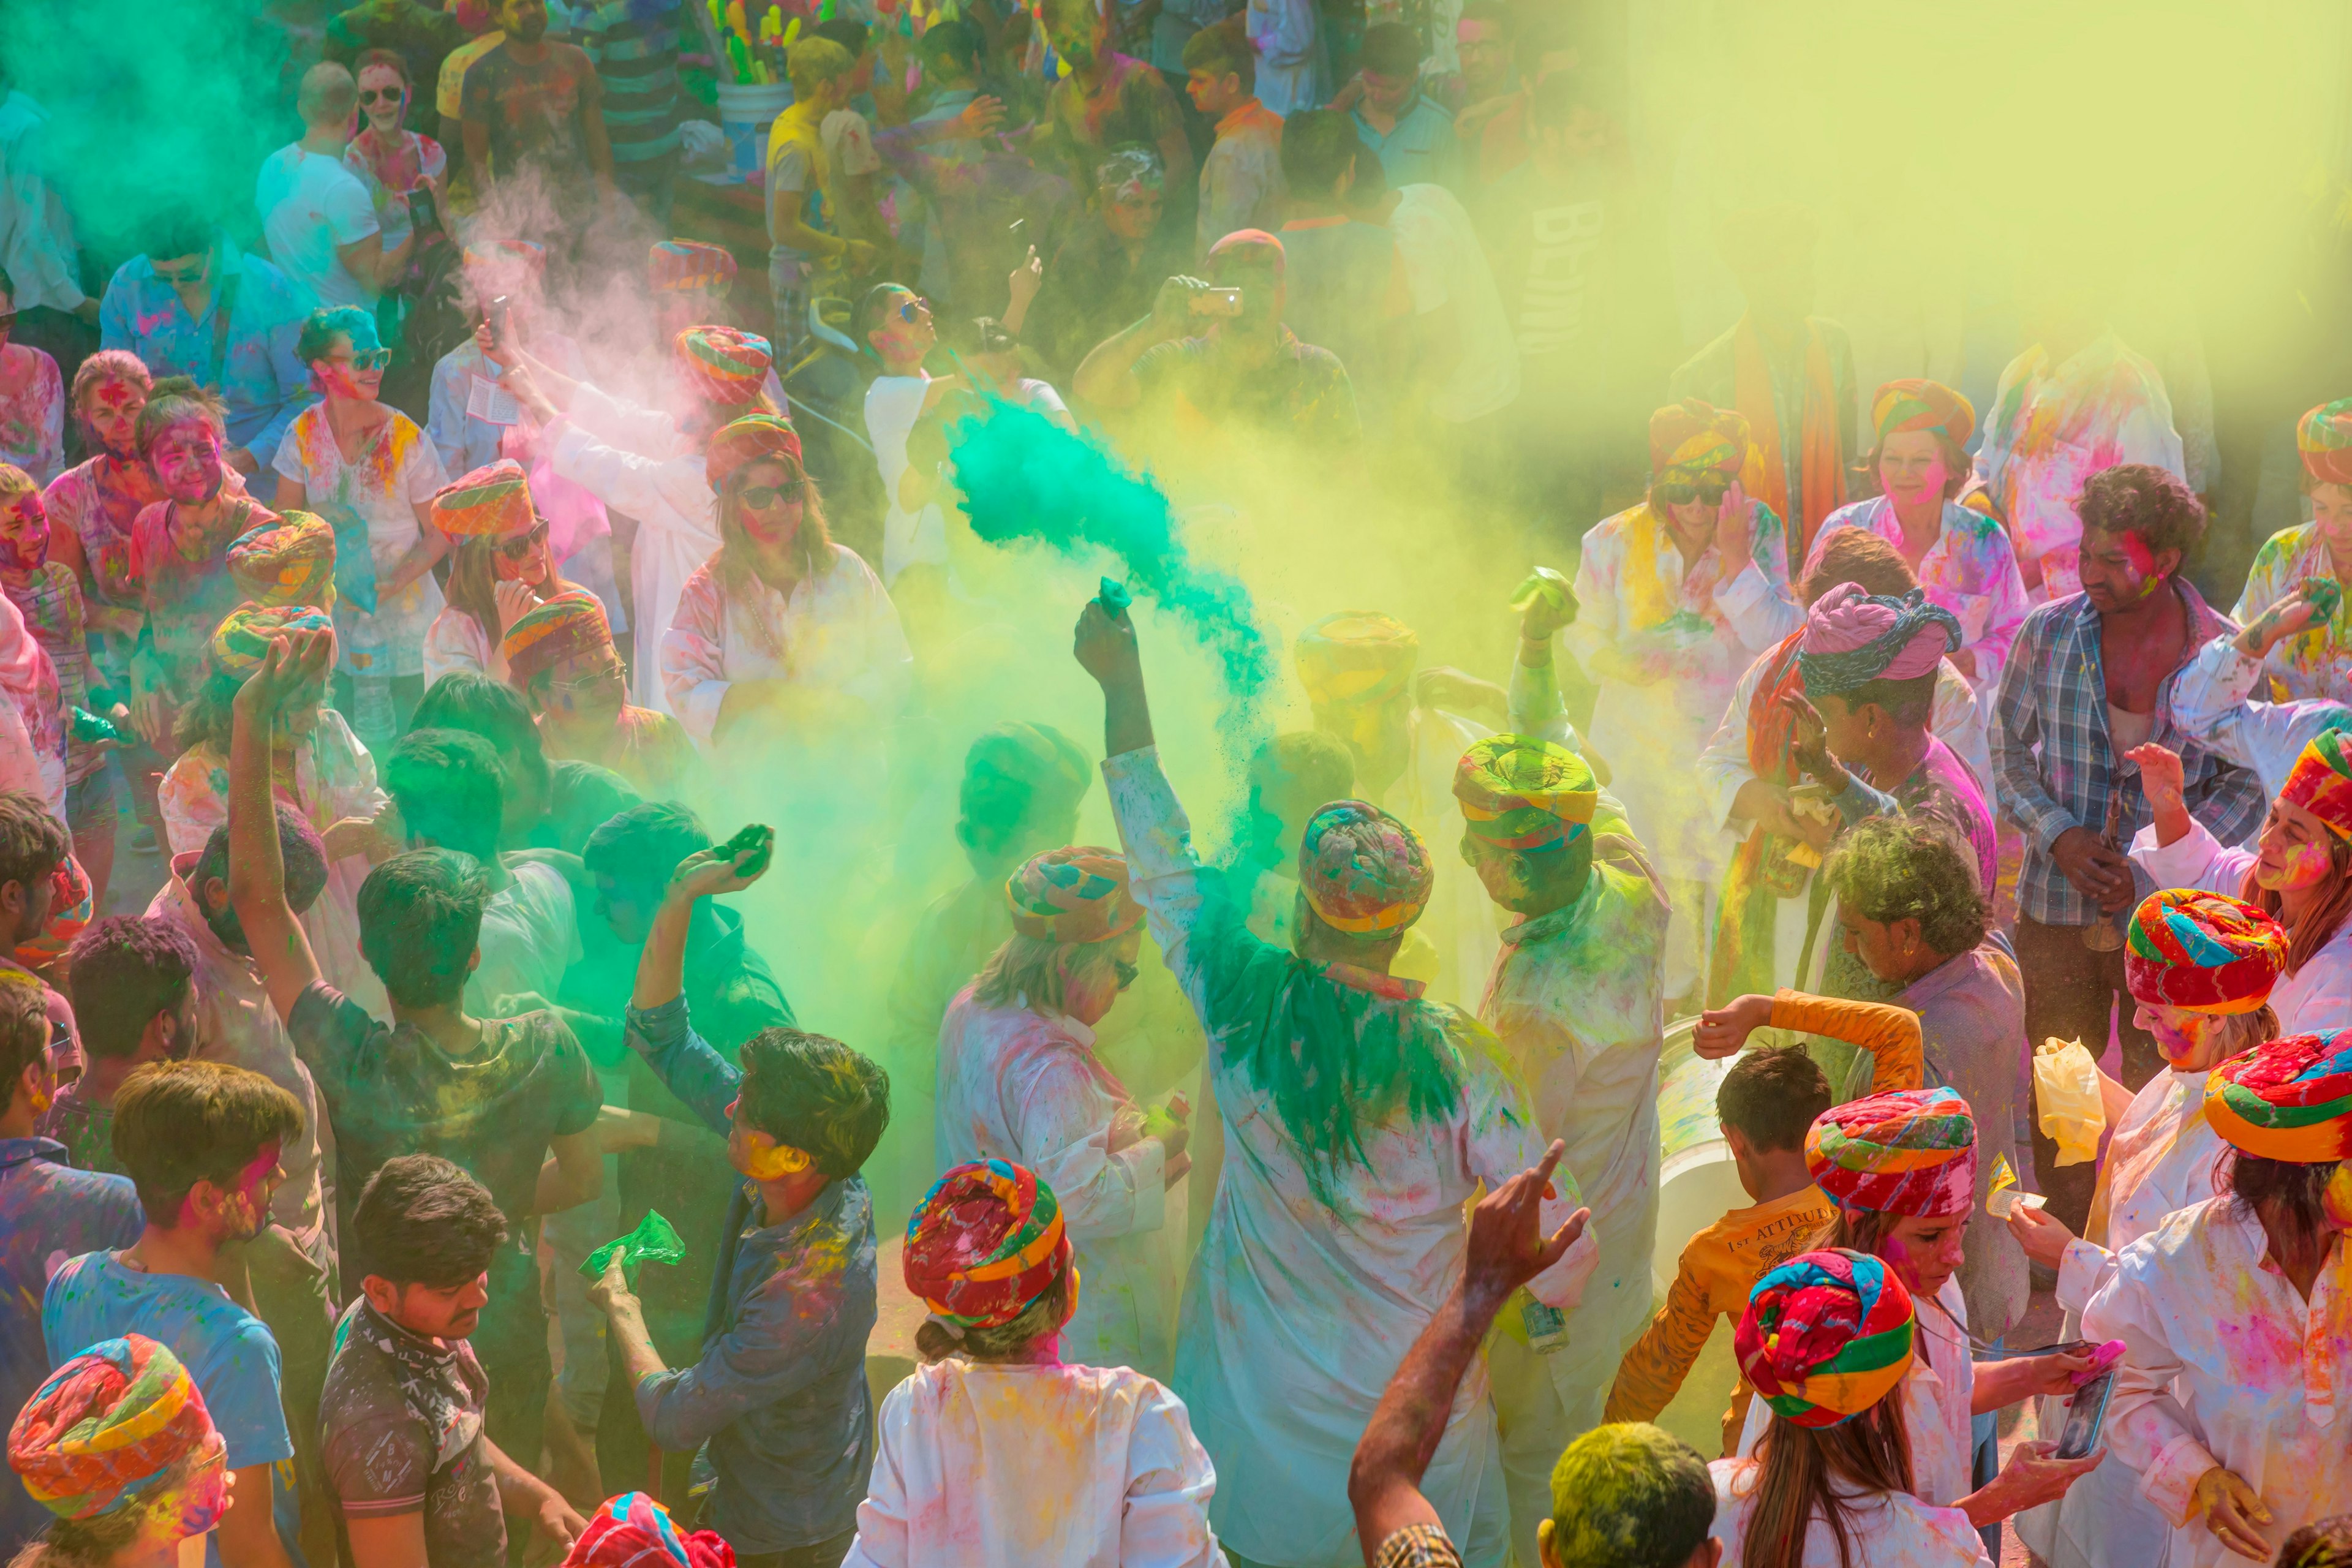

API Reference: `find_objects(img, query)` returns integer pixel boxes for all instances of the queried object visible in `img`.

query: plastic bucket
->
[715,81,794,182]
[1654,1019,1745,1298]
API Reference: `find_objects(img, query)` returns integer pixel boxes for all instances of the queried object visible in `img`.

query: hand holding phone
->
[2056,1367,2116,1460]
[1188,285,1243,317]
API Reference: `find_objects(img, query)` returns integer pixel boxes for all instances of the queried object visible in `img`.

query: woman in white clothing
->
[492,323,780,716]
[847,1157,1227,1568]
[933,845,1189,1376]
[1712,1248,1994,1568]
[2126,733,2352,1036]
[418,458,584,687]
[2005,887,2288,1568]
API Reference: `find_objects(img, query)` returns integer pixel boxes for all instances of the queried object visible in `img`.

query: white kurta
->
[420,605,501,689]
[844,1359,1228,1568]
[1105,746,1597,1568]
[2170,633,2352,801]
[548,380,722,717]
[1710,1457,1992,1568]
[933,989,1174,1377]
[2021,1066,2231,1568]
[2083,1198,2352,1568]
[1737,1277,1977,1511]
[2125,820,2352,1036]
[656,545,913,750]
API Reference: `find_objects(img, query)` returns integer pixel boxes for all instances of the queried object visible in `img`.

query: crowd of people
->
[5,2,2352,1568]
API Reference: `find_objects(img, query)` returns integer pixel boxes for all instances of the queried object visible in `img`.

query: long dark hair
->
[911,1268,1071,1365]
[2239,819,2352,979]
[2229,1149,2340,1282]
[1740,1393,1916,1568]
[712,452,835,654]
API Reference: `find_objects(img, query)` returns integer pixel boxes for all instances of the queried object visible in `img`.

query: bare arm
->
[1072,276,1203,410]
[274,475,307,510]
[336,229,418,292]
[533,1128,603,1213]
[226,630,334,1023]
[462,118,490,179]
[214,1464,295,1568]
[342,1514,429,1568]
[482,1436,585,1549]
[375,506,448,600]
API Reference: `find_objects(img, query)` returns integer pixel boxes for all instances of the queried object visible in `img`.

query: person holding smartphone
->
[2084,1030,2352,1566]
[343,51,448,277]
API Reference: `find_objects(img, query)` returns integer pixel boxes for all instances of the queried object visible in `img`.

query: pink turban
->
[1799,583,1962,697]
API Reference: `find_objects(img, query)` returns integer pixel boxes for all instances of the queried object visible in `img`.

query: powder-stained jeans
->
[2013,914,2160,1234]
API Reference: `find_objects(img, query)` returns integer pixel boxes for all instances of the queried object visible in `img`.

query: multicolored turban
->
[14,854,90,970]
[2279,730,2352,839]
[2204,1030,2352,1164]
[9,1335,219,1520]
[2125,889,2288,1015]
[431,459,535,541]
[674,326,774,406]
[704,412,802,492]
[1298,800,1432,935]
[1734,1250,1917,1429]
[649,241,737,295]
[1453,734,1596,850]
[1806,1086,1978,1218]
[564,1491,734,1568]
[1295,612,1420,709]
[1206,227,1284,280]
[1005,846,1142,945]
[1870,379,1976,451]
[2298,398,2352,488]
[502,591,613,690]
[1798,583,1963,698]
[209,604,334,682]
[227,512,336,609]
[903,1158,1072,1329]
[1648,399,1749,480]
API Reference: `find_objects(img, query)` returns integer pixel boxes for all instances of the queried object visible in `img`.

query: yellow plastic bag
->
[2034,1037,2106,1167]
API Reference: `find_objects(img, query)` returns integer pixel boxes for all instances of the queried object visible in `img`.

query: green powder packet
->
[1098,576,1133,614]
[719,823,774,879]
[581,1210,686,1282]
[2302,576,2344,622]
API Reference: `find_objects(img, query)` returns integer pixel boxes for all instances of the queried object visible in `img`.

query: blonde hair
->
[970,931,1121,1014]
[786,37,854,93]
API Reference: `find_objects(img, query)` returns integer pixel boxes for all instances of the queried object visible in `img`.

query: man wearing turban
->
[1076,598,1597,1567]
[2223,395,2352,703]
[1452,733,1670,1565]
[932,845,1190,1375]
[2126,729,2352,1040]
[2084,1029,2352,1568]
[1668,205,1856,562]
[2005,888,2286,1568]
[501,590,697,802]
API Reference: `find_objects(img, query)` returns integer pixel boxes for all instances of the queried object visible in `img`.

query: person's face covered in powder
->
[2253,795,2346,894]
[731,458,805,550]
[0,483,50,578]
[149,418,228,506]
[80,374,149,459]
[2077,523,2175,611]
[311,322,388,403]
[356,61,408,136]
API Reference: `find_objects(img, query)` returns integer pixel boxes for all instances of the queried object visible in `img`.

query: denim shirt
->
[1351,93,1460,192]
[624,993,878,1553]
[97,239,317,462]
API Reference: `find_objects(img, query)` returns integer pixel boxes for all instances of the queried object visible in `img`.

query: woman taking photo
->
[658,412,910,752]
[2085,1028,2352,1566]
[7,1335,232,1568]
[845,1158,1224,1568]
[933,846,1189,1376]
[2127,731,2352,1035]
[271,304,450,749]
[420,458,584,687]
[2005,888,2287,1568]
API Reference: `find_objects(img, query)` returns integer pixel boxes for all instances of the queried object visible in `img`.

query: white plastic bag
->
[2034,1036,2106,1167]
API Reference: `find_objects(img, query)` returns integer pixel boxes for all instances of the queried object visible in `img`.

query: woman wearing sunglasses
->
[342,51,447,282]
[1564,398,1801,1008]
[420,457,587,686]
[659,412,910,752]
[272,304,451,750]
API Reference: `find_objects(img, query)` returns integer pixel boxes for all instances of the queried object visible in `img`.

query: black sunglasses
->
[737,480,809,509]
[358,87,405,103]
[497,522,550,559]
[1656,478,1730,507]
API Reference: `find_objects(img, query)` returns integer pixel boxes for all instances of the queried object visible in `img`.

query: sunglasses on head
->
[737,480,808,509]
[497,521,550,559]
[334,347,394,371]
[358,86,404,103]
[1655,475,1730,507]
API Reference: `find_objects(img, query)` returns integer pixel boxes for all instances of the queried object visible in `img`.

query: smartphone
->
[487,295,512,349]
[404,184,442,236]
[1189,286,1243,317]
[2056,1366,2116,1460]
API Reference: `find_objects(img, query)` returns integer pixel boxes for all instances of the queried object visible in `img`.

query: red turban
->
[431,459,536,541]
[1806,1087,1977,1218]
[649,241,737,294]
[564,1492,733,1568]
[903,1159,1072,1329]
[2298,398,2352,488]
[1735,1250,1917,1429]
[2280,730,2352,838]
[1005,846,1141,944]
[1648,399,1749,480]
[704,412,802,493]
[2125,888,2288,1015]
[502,592,613,690]
[675,326,774,406]
[9,1335,221,1520]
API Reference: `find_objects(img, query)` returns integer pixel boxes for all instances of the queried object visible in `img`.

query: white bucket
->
[715,81,794,182]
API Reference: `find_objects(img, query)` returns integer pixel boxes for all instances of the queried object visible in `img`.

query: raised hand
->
[1463,1140,1588,1311]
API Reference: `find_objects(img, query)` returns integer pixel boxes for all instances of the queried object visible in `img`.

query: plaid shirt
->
[1992,582,2266,925]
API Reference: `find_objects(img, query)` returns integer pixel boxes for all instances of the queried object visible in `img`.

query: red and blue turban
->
[2204,1030,2352,1164]
[1298,801,1431,936]
[1806,1086,1978,1218]
[903,1159,1072,1329]
[8,1335,221,1520]
[2280,730,2352,838]
[1735,1249,1917,1428]
[675,326,773,407]
[2125,888,2287,1015]
[563,1491,733,1568]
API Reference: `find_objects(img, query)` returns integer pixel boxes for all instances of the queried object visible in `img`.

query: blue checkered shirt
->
[1992,584,2267,925]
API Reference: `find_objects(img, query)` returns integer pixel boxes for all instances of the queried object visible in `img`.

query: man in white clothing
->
[256,62,417,311]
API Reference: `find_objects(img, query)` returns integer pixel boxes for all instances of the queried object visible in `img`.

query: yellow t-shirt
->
[437,30,505,121]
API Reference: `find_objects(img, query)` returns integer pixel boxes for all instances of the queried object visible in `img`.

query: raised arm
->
[1073,276,1207,411]
[1348,1143,1584,1562]
[226,628,332,1023]
[619,828,775,1132]
[1692,988,1924,1091]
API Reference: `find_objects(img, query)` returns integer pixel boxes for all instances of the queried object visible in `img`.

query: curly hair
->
[736,1028,889,1178]
[2076,462,2206,561]
[1823,816,1988,959]
[296,305,376,368]
[0,791,69,897]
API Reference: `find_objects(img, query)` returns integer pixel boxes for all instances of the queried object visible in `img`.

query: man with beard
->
[42,1059,307,1568]
[458,0,617,231]
[323,1155,584,1568]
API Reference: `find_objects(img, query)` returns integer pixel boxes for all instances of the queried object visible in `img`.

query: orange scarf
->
[1733,315,1844,567]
